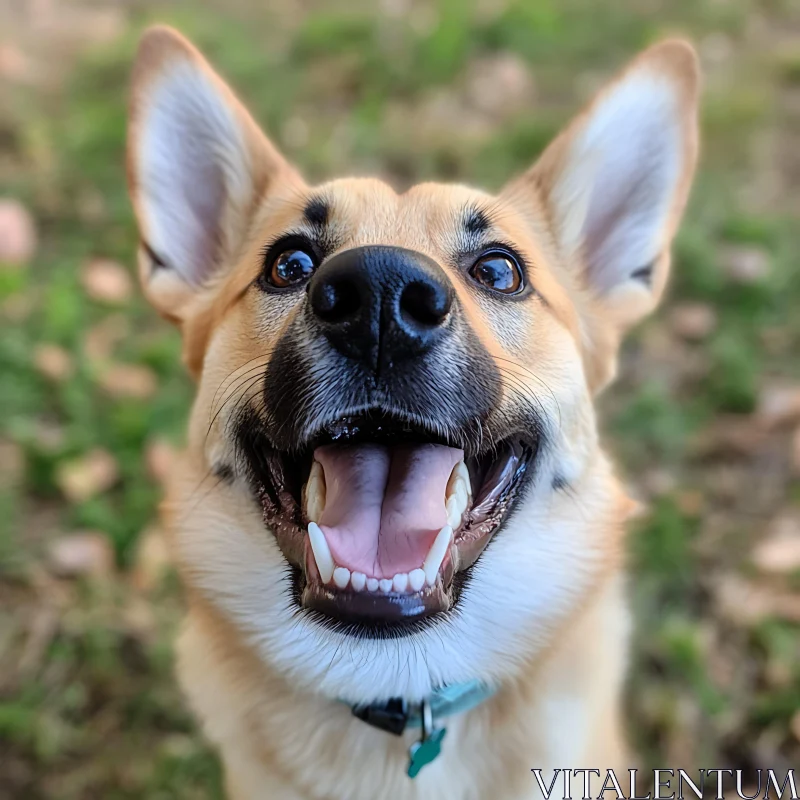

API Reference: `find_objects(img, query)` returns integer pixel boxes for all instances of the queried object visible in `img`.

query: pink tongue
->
[315,443,463,578]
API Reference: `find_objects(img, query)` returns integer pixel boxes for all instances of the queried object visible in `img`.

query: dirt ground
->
[1,0,800,797]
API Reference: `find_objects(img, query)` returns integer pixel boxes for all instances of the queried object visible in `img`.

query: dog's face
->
[127,28,698,702]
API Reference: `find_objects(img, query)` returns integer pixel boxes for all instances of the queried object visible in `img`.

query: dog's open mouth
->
[243,412,537,630]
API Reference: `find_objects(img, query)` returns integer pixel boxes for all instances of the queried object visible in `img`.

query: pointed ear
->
[127,26,303,321]
[503,39,700,332]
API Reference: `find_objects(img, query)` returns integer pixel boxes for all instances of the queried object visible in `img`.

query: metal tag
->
[407,700,446,778]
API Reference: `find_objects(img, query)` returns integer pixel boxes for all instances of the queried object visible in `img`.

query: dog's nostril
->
[314,279,361,323]
[399,280,451,328]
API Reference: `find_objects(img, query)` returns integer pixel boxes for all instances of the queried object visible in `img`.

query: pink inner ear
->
[135,64,245,288]
[177,158,226,286]
[582,133,677,294]
[533,71,689,301]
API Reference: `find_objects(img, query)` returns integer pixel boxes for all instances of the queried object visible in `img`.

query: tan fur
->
[127,26,699,799]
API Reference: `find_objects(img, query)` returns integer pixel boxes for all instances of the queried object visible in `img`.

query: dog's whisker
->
[209,352,275,413]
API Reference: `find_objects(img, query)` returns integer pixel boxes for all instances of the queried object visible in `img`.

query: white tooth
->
[445,472,458,500]
[307,522,335,584]
[446,496,462,529]
[333,566,351,589]
[423,525,452,586]
[392,573,409,593]
[379,578,393,593]
[454,480,469,510]
[304,460,326,523]
[455,461,471,494]
[351,571,367,592]
[366,577,380,592]
[409,568,426,592]
[446,461,471,501]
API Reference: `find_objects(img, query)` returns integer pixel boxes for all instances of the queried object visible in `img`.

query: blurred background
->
[1,0,800,796]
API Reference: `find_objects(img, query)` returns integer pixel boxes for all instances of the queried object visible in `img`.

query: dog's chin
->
[235,409,538,638]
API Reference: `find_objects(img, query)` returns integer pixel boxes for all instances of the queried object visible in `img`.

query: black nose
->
[308,246,454,373]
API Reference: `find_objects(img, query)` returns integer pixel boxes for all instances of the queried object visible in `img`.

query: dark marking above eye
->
[631,262,654,286]
[464,207,490,235]
[303,197,329,229]
[552,474,569,492]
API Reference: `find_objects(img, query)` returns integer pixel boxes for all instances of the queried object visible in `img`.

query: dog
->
[126,26,699,799]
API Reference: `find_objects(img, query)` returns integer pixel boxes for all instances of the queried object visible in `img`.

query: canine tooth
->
[307,522,335,584]
[454,480,469,510]
[367,577,380,592]
[446,496,462,529]
[392,573,409,593]
[455,461,471,493]
[379,578,393,593]
[351,571,367,592]
[304,460,326,523]
[446,461,472,501]
[409,568,426,592]
[423,525,452,586]
[333,567,351,589]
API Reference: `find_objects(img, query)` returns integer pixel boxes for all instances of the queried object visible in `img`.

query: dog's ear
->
[127,26,303,321]
[504,39,699,335]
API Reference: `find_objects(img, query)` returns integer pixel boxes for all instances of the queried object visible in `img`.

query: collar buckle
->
[351,697,410,736]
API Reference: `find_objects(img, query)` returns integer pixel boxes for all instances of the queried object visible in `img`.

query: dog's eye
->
[469,251,522,294]
[267,248,318,288]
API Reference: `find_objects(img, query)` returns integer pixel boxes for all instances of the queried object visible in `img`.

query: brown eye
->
[267,248,317,288]
[469,251,522,294]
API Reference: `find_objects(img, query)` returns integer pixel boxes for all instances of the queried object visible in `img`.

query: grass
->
[1,0,800,796]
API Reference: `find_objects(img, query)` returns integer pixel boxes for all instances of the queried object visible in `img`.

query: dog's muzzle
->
[236,246,540,634]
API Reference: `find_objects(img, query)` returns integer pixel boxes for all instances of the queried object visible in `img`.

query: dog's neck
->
[179,574,629,798]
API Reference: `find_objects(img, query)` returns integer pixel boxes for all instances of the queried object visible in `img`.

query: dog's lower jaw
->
[176,574,630,800]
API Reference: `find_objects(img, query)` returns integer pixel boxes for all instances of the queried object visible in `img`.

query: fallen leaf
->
[668,302,718,341]
[81,258,133,304]
[791,709,800,744]
[145,438,177,484]
[0,43,33,83]
[752,514,800,575]
[82,313,130,363]
[676,489,705,517]
[55,449,119,502]
[465,52,535,117]
[47,532,115,578]
[714,574,800,626]
[130,526,171,592]
[764,658,794,689]
[756,382,800,429]
[123,595,158,641]
[0,198,37,266]
[98,363,157,399]
[639,468,676,498]
[0,440,24,491]
[713,575,772,626]
[791,426,800,477]
[2,292,34,323]
[33,420,65,453]
[689,415,765,458]
[33,343,73,382]
[719,244,771,284]
[76,6,126,46]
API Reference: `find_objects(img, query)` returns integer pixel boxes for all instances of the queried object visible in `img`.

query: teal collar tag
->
[348,679,495,778]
